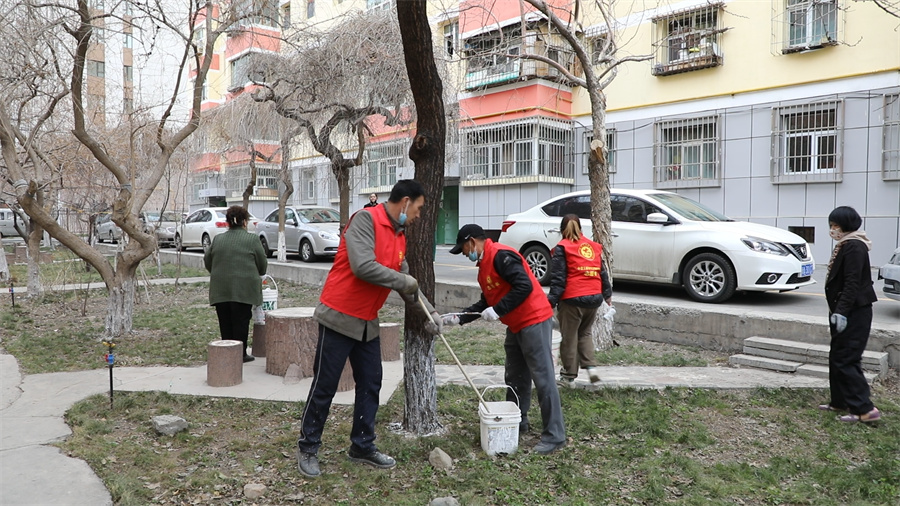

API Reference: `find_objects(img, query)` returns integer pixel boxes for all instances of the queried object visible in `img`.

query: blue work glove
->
[481,306,500,321]
[830,313,847,333]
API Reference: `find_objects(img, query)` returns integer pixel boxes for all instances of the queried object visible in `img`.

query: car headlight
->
[741,237,790,256]
[318,230,339,241]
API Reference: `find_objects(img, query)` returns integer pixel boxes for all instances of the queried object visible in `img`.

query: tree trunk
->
[26,222,43,298]
[587,89,615,352]
[397,0,447,435]
[106,266,137,339]
[0,242,8,282]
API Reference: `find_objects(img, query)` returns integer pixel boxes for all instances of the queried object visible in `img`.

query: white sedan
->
[878,247,900,302]
[498,188,815,303]
[176,207,259,252]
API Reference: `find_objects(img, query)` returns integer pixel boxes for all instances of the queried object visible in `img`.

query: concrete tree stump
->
[207,340,243,387]
[251,324,266,357]
[379,322,401,361]
[265,307,318,377]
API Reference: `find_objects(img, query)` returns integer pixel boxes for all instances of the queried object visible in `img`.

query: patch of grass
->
[594,342,709,367]
[59,387,900,505]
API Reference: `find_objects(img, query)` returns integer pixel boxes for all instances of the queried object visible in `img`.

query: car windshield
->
[650,193,733,222]
[160,212,180,222]
[297,208,340,224]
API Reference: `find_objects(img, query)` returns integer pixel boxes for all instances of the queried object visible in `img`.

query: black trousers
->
[828,304,875,415]
[214,301,252,355]
[297,324,383,456]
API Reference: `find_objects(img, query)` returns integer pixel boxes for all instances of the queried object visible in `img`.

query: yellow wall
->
[571,0,900,115]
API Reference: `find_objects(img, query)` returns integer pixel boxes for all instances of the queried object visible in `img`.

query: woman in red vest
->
[547,214,612,388]
[443,224,566,455]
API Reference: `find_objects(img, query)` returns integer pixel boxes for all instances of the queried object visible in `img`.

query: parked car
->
[139,210,182,247]
[498,189,815,303]
[0,208,21,238]
[878,246,900,302]
[175,207,259,252]
[256,206,341,262]
[94,213,123,243]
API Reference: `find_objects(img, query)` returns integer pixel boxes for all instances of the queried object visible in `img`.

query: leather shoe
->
[533,440,566,455]
[297,450,320,477]
[347,448,396,469]
[243,354,255,363]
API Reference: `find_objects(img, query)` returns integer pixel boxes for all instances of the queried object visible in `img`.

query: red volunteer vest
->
[478,239,553,333]
[559,238,604,300]
[319,205,405,320]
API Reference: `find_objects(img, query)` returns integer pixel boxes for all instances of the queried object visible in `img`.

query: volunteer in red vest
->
[296,179,443,478]
[442,224,567,455]
[547,214,612,388]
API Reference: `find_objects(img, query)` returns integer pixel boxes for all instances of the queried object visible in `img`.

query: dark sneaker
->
[297,450,320,477]
[519,420,530,433]
[347,449,396,469]
[533,440,566,455]
[243,354,255,363]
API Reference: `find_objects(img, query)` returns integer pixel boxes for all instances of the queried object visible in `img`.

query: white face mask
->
[829,227,845,241]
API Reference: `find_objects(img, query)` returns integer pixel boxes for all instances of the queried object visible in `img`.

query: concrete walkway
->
[0,348,829,506]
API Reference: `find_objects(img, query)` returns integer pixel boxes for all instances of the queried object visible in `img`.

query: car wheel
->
[175,234,185,251]
[522,245,552,286]
[202,234,211,253]
[259,236,272,257]
[683,252,736,303]
[300,239,317,263]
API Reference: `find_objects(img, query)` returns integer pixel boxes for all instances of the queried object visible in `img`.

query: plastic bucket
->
[478,385,521,456]
[254,275,278,325]
[550,330,562,368]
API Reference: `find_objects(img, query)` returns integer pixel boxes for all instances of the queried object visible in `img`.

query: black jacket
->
[824,239,877,316]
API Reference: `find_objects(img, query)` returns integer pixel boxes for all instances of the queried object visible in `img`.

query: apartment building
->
[188,0,899,264]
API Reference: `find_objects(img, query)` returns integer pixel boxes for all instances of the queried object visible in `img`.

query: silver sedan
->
[257,206,341,262]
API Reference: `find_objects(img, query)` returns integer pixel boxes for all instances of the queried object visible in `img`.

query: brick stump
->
[207,340,243,387]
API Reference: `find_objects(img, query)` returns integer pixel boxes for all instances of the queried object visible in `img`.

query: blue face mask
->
[467,244,478,262]
[398,200,409,226]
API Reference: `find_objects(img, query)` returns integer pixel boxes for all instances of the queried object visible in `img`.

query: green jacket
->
[204,228,268,306]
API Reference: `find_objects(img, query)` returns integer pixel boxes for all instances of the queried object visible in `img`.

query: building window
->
[306,0,314,18]
[229,53,262,91]
[123,65,132,82]
[124,1,132,15]
[86,59,105,78]
[772,101,841,184]
[366,0,393,11]
[582,130,616,175]
[463,27,521,89]
[651,4,723,76]
[233,0,279,28]
[444,22,459,57]
[123,98,133,115]
[366,142,404,189]
[782,0,838,52]
[884,94,900,181]
[302,168,317,203]
[124,33,133,49]
[590,34,609,66]
[788,226,815,244]
[281,5,290,30]
[654,116,719,188]
[461,118,574,185]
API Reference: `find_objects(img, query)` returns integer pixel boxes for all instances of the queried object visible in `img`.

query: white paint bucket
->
[478,385,521,456]
[253,275,278,325]
[550,329,562,368]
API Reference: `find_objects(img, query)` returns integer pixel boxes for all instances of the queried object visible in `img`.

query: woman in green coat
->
[204,205,268,362]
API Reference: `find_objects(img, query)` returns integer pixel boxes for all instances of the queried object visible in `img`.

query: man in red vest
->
[442,224,567,455]
[296,179,442,478]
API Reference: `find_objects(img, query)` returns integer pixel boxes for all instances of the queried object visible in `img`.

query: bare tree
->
[396,0,448,435]
[249,10,414,229]
[0,0,275,338]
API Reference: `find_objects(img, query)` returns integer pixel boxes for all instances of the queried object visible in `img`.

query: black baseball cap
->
[449,224,486,254]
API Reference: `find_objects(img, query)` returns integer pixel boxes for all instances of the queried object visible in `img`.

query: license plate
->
[801,263,814,277]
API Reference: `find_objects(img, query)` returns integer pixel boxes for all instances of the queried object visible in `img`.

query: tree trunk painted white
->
[591,301,615,352]
[0,243,8,282]
[26,227,42,298]
[105,276,135,339]
[277,231,286,262]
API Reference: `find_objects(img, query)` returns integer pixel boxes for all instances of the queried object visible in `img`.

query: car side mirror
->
[647,213,670,224]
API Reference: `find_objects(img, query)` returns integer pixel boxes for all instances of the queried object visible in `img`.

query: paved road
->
[429,247,899,327]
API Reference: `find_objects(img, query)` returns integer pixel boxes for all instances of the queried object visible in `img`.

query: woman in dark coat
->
[204,205,268,362]
[820,206,880,423]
